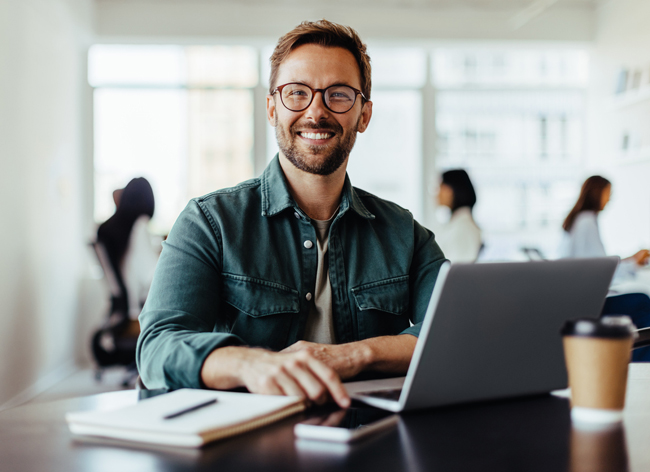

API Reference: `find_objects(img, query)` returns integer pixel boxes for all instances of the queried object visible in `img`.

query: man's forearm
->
[282,334,418,380]
[358,333,418,374]
[200,345,260,390]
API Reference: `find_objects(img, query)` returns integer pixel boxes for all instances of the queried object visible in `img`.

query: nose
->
[304,90,330,122]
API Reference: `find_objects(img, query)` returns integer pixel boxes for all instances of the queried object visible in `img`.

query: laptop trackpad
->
[344,376,406,396]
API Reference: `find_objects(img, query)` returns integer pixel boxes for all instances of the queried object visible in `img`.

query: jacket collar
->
[260,154,375,220]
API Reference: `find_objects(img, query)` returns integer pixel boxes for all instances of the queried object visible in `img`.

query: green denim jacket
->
[137,156,446,389]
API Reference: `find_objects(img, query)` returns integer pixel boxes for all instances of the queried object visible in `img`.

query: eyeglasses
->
[272,83,366,114]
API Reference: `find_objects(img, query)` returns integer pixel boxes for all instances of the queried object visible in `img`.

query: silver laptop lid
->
[397,261,451,406]
[400,257,618,411]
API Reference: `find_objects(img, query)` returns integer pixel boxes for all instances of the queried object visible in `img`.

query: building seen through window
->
[90,45,256,233]
[433,47,589,260]
[90,44,590,259]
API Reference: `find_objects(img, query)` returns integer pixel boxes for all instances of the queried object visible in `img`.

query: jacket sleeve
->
[400,219,447,337]
[136,200,245,390]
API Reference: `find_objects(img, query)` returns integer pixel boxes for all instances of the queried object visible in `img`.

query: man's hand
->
[282,334,418,380]
[281,341,370,379]
[200,346,350,408]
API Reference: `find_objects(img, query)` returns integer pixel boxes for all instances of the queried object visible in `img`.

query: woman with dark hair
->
[560,175,649,274]
[97,177,160,320]
[435,169,482,263]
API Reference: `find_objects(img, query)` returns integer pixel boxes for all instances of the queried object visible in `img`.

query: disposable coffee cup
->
[561,316,637,424]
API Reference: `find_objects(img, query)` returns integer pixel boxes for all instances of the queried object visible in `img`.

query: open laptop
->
[344,257,619,412]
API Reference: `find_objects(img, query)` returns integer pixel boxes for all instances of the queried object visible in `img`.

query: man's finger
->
[306,358,350,408]
[287,362,329,404]
[272,368,309,399]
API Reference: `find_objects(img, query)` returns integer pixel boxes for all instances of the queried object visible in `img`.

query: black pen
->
[163,398,218,420]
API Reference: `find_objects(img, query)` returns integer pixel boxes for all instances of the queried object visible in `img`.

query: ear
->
[266,94,277,127]
[356,100,373,134]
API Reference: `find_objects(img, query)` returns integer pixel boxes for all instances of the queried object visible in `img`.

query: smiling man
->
[137,20,446,407]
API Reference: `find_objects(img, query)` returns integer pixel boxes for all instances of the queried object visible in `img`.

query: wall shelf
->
[611,86,650,111]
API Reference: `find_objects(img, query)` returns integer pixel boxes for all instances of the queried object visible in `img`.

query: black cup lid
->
[561,316,637,339]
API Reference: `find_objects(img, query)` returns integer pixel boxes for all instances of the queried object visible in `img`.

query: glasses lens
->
[281,84,312,111]
[325,85,357,113]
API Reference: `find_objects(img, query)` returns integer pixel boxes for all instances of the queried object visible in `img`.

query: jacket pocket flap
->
[351,276,409,316]
[223,274,299,317]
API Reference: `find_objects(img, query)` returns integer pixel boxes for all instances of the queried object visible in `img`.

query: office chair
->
[602,292,650,362]
[90,241,139,386]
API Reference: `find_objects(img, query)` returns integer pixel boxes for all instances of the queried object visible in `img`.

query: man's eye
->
[329,92,353,101]
[287,90,308,97]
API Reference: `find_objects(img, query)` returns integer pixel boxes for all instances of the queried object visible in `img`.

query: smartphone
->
[294,408,399,443]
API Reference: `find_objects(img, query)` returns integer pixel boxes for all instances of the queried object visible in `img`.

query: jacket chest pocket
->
[351,275,410,339]
[222,273,299,350]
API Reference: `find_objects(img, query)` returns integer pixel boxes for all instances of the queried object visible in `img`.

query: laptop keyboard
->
[357,388,402,401]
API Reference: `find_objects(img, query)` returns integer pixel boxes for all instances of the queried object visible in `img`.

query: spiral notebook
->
[66,389,306,448]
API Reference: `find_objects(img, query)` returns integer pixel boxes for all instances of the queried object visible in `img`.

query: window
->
[90,43,590,260]
[433,47,589,260]
[90,45,257,233]
[348,48,427,219]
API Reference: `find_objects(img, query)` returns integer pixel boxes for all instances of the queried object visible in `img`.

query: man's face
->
[267,44,372,176]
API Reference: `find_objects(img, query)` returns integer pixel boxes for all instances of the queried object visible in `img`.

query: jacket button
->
[306,292,312,301]
[294,212,300,219]
[304,240,313,249]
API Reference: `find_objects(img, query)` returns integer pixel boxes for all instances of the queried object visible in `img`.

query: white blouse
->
[435,207,482,263]
[559,211,606,258]
[559,211,636,284]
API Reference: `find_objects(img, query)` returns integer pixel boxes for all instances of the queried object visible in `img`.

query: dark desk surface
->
[3,364,650,472]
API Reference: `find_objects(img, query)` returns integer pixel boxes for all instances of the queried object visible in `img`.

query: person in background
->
[435,169,482,263]
[561,175,649,282]
[97,177,160,321]
[561,175,650,361]
[136,20,446,406]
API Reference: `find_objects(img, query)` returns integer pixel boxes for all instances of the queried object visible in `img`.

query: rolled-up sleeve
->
[400,219,447,338]
[136,200,244,390]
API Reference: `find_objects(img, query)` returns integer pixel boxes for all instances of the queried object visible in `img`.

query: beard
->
[275,116,360,176]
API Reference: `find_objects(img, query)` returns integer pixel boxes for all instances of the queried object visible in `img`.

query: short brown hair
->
[269,20,372,100]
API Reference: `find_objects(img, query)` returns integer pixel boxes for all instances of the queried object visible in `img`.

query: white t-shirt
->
[302,215,337,344]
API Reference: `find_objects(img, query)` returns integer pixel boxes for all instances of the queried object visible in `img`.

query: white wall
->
[0,0,95,408]
[588,0,650,257]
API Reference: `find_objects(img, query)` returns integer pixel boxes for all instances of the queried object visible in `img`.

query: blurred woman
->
[562,175,650,361]
[97,177,160,320]
[561,175,649,279]
[435,169,482,263]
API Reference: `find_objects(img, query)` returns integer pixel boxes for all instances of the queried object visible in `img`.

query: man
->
[137,20,446,408]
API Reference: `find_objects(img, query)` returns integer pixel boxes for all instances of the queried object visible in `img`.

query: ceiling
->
[95,0,605,40]
[97,0,606,10]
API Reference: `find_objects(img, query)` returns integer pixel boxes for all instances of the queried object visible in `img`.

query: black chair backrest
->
[90,241,129,321]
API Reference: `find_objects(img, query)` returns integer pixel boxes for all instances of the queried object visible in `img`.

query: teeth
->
[301,132,331,140]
